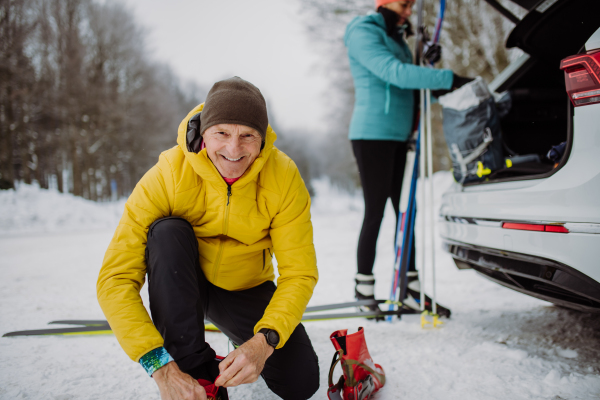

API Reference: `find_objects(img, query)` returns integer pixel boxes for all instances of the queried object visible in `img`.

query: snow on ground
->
[1,174,599,400]
[0,182,126,235]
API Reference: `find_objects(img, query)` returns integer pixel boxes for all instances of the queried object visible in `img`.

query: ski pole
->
[397,132,420,306]
[433,0,446,43]
[387,205,405,319]
[421,0,446,329]
[387,133,420,321]
[418,88,427,313]
[425,88,440,326]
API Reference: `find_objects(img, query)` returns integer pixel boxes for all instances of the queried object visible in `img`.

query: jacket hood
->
[176,102,277,186]
[344,12,385,47]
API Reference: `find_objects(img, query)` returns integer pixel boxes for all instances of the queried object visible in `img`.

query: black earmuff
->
[186,112,202,153]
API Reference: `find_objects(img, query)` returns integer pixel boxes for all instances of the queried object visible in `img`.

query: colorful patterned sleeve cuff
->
[139,347,174,377]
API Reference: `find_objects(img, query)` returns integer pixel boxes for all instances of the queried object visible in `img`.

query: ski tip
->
[48,320,109,327]
[2,328,114,337]
[3,321,222,337]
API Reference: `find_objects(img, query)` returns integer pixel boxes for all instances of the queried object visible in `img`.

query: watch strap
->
[258,328,279,348]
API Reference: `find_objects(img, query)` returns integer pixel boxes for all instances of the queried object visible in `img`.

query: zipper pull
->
[227,185,232,206]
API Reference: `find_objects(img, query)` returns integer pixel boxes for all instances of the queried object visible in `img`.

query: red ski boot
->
[197,378,226,400]
[196,355,228,400]
[327,327,386,400]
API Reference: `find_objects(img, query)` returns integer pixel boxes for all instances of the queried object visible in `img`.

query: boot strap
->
[328,349,344,388]
[343,359,386,387]
[328,349,386,389]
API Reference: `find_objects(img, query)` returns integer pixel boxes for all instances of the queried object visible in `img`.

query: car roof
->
[505,0,600,60]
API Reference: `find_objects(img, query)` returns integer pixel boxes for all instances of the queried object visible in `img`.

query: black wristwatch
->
[258,328,280,348]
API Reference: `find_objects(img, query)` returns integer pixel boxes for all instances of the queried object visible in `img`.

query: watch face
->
[267,330,279,346]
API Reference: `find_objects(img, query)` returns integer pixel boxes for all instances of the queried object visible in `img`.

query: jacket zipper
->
[224,185,232,234]
[384,82,391,115]
[213,185,232,282]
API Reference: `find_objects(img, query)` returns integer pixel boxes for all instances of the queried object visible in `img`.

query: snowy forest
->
[0,0,205,199]
[1,0,525,199]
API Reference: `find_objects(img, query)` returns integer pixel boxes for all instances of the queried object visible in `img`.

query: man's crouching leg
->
[207,281,319,399]
[146,217,219,381]
[261,323,320,400]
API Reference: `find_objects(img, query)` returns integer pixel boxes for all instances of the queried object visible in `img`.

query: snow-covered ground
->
[1,174,599,400]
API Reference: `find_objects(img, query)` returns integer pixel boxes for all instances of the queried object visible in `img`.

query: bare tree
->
[0,0,38,189]
[0,0,206,200]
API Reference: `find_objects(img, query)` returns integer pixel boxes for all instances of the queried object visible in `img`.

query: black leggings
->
[145,217,319,400]
[352,140,416,276]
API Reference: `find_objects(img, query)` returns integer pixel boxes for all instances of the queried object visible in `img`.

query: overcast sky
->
[117,0,330,133]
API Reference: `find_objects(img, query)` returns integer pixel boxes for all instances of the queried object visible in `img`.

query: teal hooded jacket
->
[344,13,453,142]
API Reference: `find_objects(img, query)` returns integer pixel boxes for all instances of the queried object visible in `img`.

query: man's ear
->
[186,112,202,153]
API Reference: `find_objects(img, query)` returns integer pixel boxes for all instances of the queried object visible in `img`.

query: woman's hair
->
[377,6,414,38]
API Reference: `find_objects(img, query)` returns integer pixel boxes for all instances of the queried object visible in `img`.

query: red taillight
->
[502,222,544,231]
[560,50,600,107]
[502,222,569,233]
[544,225,569,233]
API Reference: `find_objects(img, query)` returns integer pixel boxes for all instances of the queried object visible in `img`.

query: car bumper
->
[443,238,600,313]
[440,217,600,283]
[440,217,600,312]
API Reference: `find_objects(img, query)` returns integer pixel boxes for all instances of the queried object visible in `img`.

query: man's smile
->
[222,154,243,162]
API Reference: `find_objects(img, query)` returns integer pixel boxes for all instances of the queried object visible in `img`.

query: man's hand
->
[214,333,274,388]
[153,361,207,400]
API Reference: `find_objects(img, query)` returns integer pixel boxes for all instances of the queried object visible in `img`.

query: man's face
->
[384,1,414,25]
[203,124,263,179]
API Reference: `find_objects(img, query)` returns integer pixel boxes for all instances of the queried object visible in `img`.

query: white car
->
[440,0,600,313]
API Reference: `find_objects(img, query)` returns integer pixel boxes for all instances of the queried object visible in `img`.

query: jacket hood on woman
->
[344,12,453,142]
[98,103,318,361]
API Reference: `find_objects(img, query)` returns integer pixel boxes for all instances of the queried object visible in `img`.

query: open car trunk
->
[465,0,600,184]
[485,54,569,181]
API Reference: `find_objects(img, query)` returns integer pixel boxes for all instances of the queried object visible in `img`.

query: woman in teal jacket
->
[346,0,469,309]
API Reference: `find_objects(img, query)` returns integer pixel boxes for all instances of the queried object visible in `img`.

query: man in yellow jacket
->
[97,77,319,400]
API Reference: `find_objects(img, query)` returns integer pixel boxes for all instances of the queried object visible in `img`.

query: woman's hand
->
[432,73,474,98]
[452,74,475,90]
[153,362,207,400]
[423,42,442,65]
[214,333,275,388]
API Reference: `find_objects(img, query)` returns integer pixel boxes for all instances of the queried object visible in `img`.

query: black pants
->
[352,140,416,276]
[146,217,319,400]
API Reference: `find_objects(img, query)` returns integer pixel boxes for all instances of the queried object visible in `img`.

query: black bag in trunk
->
[440,78,511,184]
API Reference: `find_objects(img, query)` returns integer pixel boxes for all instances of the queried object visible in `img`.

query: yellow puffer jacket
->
[97,103,318,362]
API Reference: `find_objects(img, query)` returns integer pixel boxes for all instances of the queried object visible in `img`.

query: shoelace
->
[197,378,220,400]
